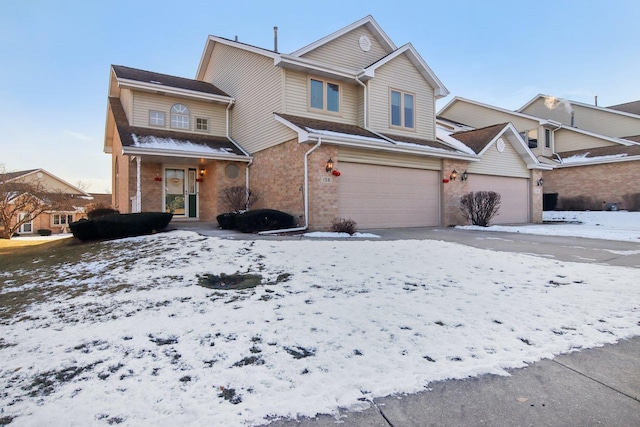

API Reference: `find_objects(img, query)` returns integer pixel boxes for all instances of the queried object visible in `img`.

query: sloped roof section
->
[108,97,245,157]
[608,100,640,116]
[275,113,384,140]
[381,133,458,152]
[557,143,640,165]
[0,169,38,182]
[112,65,230,97]
[450,123,509,154]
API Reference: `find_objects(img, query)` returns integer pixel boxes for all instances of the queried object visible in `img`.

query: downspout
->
[135,156,141,213]
[355,75,367,128]
[225,98,254,209]
[259,137,322,234]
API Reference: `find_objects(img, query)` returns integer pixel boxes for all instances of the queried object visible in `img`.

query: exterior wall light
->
[449,169,458,181]
[537,178,544,186]
[325,158,334,173]
[199,168,206,177]
[461,170,468,181]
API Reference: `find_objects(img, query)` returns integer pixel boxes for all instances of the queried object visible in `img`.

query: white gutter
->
[122,146,251,162]
[259,138,323,235]
[135,156,141,213]
[116,78,234,104]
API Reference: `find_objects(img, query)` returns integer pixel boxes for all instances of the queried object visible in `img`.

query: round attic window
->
[496,139,505,153]
[359,35,371,52]
[225,163,240,180]
[36,172,44,179]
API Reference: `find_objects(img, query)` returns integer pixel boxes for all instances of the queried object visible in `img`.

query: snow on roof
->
[131,134,235,154]
[561,152,628,164]
[435,125,477,155]
[305,127,389,144]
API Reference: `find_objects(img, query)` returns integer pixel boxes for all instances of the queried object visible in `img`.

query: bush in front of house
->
[622,193,640,211]
[460,191,501,227]
[70,212,173,241]
[331,218,358,235]
[558,195,602,211]
[233,209,295,233]
[216,212,238,230]
[37,229,52,236]
[87,207,120,219]
[222,186,259,212]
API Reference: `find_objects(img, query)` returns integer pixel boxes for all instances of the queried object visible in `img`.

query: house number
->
[321,177,332,183]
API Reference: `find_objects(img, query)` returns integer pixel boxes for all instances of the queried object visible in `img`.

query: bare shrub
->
[622,193,640,211]
[331,218,358,235]
[460,191,501,227]
[558,195,602,211]
[222,186,258,212]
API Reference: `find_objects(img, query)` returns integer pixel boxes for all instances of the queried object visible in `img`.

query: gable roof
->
[518,94,640,120]
[291,15,396,57]
[361,43,449,97]
[0,169,38,182]
[108,97,249,160]
[112,65,232,102]
[608,100,640,116]
[555,143,640,167]
[450,123,507,154]
[0,169,91,196]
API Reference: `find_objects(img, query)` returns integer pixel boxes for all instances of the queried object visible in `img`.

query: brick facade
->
[542,161,640,210]
[441,159,472,226]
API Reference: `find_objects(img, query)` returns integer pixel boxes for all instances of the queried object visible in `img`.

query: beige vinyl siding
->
[338,147,441,170]
[368,54,436,140]
[523,99,640,138]
[467,137,529,178]
[130,92,227,135]
[17,173,84,194]
[203,43,294,153]
[442,102,539,131]
[120,88,133,123]
[554,128,618,152]
[300,27,390,70]
[283,70,360,123]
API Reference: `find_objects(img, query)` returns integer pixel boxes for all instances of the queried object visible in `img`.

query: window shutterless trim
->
[389,88,416,131]
[308,76,342,115]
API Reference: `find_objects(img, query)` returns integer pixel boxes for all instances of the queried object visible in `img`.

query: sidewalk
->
[265,337,640,426]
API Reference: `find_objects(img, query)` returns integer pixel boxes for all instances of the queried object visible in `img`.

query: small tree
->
[222,186,258,212]
[331,218,358,235]
[460,191,501,227]
[0,166,74,239]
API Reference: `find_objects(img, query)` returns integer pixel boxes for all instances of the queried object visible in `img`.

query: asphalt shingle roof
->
[450,123,508,154]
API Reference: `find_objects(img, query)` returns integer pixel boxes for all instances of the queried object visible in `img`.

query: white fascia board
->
[273,114,310,142]
[476,123,547,170]
[306,133,478,161]
[554,155,640,168]
[291,15,396,57]
[363,44,449,98]
[122,146,251,162]
[517,93,546,112]
[438,96,545,125]
[275,55,359,80]
[19,169,92,196]
[116,78,234,104]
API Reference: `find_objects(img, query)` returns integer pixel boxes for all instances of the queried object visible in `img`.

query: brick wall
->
[531,169,544,223]
[140,163,163,212]
[441,159,471,226]
[543,161,640,210]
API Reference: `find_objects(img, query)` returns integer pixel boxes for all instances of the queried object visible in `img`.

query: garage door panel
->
[338,163,440,228]
[467,175,529,224]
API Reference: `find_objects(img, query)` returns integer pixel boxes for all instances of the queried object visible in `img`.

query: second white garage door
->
[337,162,440,228]
[467,174,529,224]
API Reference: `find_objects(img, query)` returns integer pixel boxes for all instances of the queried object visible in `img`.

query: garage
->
[337,162,440,228]
[467,174,529,224]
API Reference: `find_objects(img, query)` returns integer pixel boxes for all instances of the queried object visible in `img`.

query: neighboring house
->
[0,169,102,235]
[439,95,640,210]
[104,16,550,228]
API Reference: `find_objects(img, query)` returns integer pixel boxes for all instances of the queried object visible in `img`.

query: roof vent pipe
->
[234,35,238,42]
[594,95,598,106]
[273,26,278,52]
[570,111,575,127]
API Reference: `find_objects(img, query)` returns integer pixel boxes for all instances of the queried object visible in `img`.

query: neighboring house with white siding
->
[104,16,550,229]
[439,96,640,211]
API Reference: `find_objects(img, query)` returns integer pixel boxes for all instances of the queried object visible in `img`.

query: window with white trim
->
[18,213,33,233]
[52,214,74,226]
[545,128,551,149]
[149,110,165,126]
[196,117,209,131]
[390,89,415,129]
[170,104,190,129]
[309,78,340,113]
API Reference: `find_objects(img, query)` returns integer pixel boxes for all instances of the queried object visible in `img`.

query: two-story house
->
[104,16,550,229]
[439,96,640,210]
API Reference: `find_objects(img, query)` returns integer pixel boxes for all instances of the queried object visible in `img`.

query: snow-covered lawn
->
[0,213,639,426]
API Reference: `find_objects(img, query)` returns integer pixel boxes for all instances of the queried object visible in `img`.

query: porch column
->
[136,156,142,213]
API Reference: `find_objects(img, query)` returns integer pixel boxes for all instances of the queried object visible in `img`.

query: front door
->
[164,168,198,218]
[18,213,33,233]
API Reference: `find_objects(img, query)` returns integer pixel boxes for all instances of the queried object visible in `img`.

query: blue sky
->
[1,0,638,192]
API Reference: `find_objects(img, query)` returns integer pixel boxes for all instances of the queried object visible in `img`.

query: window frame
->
[170,103,190,130]
[389,88,416,130]
[195,117,209,132]
[545,128,551,149]
[149,110,165,127]
[52,213,74,226]
[308,76,341,115]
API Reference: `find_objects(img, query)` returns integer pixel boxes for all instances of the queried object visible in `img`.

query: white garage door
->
[337,162,440,228]
[467,175,529,224]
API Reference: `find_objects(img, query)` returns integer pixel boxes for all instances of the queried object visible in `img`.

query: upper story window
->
[545,128,551,149]
[170,104,190,129]
[149,110,165,127]
[309,78,340,113]
[390,90,414,129]
[196,117,209,131]
[520,129,538,149]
